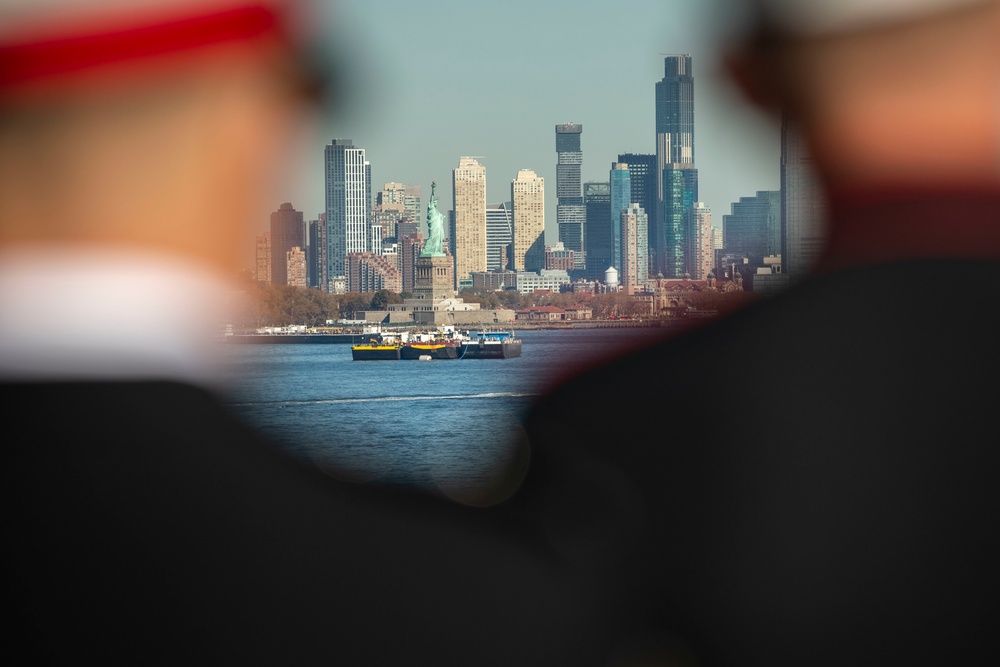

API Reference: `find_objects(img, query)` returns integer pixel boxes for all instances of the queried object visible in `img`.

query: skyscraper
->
[691,202,713,280]
[324,139,370,289]
[556,123,585,270]
[583,181,611,280]
[617,153,657,261]
[511,169,545,272]
[723,190,781,267]
[621,203,648,293]
[655,55,695,167]
[269,202,304,287]
[374,182,405,241]
[403,185,422,226]
[660,164,698,278]
[254,231,271,284]
[307,214,326,290]
[372,207,401,244]
[655,55,699,277]
[376,182,422,238]
[610,163,632,271]
[452,157,487,288]
[486,202,514,272]
[397,221,423,294]
[781,113,827,280]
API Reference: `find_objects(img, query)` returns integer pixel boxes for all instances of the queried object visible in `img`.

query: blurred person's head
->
[722,0,1000,190]
[0,0,326,277]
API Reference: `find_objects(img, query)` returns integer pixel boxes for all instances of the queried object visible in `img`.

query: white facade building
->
[692,201,713,280]
[515,269,571,294]
[511,169,545,272]
[452,157,488,288]
[324,139,370,289]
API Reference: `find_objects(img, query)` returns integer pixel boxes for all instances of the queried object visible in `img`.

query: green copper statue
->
[421,180,446,258]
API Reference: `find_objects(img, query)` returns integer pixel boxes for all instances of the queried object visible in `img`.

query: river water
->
[219,327,666,500]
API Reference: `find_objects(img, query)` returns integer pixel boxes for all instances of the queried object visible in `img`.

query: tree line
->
[231,277,756,330]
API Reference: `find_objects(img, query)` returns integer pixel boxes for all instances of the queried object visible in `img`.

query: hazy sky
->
[277,0,780,244]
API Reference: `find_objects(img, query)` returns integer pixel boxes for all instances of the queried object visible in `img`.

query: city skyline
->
[271,0,779,248]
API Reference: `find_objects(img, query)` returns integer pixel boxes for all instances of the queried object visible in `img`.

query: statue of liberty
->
[421,181,446,258]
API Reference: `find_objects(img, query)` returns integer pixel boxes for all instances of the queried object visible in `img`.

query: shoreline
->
[224,318,697,344]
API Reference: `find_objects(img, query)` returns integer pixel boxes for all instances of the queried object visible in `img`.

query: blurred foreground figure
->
[0,2,630,664]
[514,0,1000,664]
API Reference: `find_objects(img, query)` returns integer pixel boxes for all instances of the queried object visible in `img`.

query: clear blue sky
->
[277,0,780,243]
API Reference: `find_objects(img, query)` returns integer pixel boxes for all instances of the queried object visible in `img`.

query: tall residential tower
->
[269,202,304,287]
[555,123,585,271]
[621,203,648,293]
[452,157,487,288]
[511,169,545,272]
[324,139,370,289]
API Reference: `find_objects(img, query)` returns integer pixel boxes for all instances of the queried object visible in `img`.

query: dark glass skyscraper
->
[307,214,326,290]
[655,55,695,166]
[556,123,585,270]
[781,112,827,280]
[610,163,632,272]
[655,55,698,277]
[617,153,657,260]
[660,165,698,278]
[584,181,611,280]
[723,190,781,267]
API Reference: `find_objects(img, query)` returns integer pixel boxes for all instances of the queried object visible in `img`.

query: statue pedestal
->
[412,255,454,303]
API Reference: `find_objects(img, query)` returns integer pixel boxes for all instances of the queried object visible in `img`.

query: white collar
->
[0,245,238,386]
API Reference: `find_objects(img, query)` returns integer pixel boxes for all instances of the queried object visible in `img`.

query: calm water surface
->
[220,328,666,499]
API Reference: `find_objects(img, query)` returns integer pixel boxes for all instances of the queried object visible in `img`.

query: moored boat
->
[351,339,401,360]
[400,341,459,360]
[456,329,522,359]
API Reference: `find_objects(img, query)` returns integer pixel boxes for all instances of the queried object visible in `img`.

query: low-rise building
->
[515,269,571,294]
[564,306,593,320]
[471,270,518,291]
[516,306,566,322]
[544,242,575,272]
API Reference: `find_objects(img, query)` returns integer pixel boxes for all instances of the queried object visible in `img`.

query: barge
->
[349,327,522,360]
[457,330,522,359]
[351,339,402,360]
[400,341,459,360]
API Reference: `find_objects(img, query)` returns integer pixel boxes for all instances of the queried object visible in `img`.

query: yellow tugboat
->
[351,338,401,361]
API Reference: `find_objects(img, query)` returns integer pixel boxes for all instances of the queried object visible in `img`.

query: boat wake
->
[229,391,540,409]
